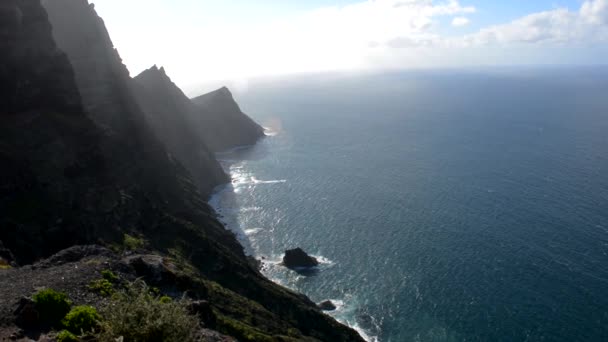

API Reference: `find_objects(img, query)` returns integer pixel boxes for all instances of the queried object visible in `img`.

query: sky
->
[90,0,608,89]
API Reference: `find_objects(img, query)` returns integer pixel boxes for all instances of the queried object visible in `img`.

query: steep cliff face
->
[132,66,228,196]
[1,1,364,340]
[191,87,266,152]
[41,0,138,135]
[0,0,109,263]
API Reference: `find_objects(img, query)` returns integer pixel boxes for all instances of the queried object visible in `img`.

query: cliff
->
[132,65,228,197]
[0,0,363,341]
[191,87,266,152]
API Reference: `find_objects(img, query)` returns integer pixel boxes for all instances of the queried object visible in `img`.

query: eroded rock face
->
[190,87,265,152]
[283,248,319,269]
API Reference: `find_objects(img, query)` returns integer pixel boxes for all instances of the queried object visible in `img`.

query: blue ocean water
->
[210,67,608,342]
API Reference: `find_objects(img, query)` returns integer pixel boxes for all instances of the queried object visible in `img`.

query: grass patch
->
[32,288,72,326]
[97,280,199,342]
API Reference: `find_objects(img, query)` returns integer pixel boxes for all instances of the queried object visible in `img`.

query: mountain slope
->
[132,65,228,197]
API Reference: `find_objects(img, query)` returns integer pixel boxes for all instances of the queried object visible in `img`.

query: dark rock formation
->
[318,300,337,311]
[1,0,114,264]
[1,0,364,340]
[190,87,266,152]
[283,248,320,268]
[132,65,228,196]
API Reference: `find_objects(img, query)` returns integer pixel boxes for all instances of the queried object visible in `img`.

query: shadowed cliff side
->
[0,0,111,264]
[1,0,365,340]
[132,65,228,197]
[191,87,266,152]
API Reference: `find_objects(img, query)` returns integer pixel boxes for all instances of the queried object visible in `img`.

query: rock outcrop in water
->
[191,87,266,152]
[0,0,363,340]
[283,248,320,268]
[318,300,338,311]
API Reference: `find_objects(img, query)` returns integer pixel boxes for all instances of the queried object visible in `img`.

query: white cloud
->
[93,0,608,87]
[452,16,470,27]
[458,0,608,47]
[581,0,608,24]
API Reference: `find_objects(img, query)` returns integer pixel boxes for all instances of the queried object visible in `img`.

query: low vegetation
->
[88,269,120,296]
[32,289,72,326]
[123,233,145,251]
[56,330,78,342]
[97,280,200,342]
[62,305,100,335]
[0,258,11,269]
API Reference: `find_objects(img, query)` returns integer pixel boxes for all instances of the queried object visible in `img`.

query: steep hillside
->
[132,66,228,196]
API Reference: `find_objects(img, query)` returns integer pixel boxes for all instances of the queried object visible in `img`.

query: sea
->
[208,67,608,342]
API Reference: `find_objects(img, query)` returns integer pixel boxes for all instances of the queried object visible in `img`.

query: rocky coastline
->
[0,0,364,341]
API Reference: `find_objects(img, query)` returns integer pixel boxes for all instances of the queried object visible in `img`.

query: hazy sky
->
[91,0,608,88]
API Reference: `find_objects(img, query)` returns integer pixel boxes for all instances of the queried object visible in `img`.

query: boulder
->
[14,297,38,328]
[282,248,319,269]
[318,300,337,311]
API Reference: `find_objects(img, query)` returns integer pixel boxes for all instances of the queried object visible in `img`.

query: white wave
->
[244,228,264,235]
[249,177,287,184]
[240,206,263,213]
[352,324,380,342]
[312,255,335,266]
[264,127,279,136]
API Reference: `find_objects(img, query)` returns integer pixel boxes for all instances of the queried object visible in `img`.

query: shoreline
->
[209,137,380,342]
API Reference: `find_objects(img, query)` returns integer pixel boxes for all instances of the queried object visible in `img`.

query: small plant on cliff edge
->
[32,288,72,326]
[0,258,11,270]
[56,330,78,342]
[62,305,100,335]
[88,269,120,296]
[97,280,199,342]
[101,269,119,283]
[123,233,145,251]
[88,279,114,297]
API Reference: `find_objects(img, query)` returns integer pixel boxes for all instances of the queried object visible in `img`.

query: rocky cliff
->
[191,87,266,152]
[132,65,228,197]
[0,0,363,341]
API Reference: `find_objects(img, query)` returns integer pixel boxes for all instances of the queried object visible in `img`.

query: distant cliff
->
[0,0,363,341]
[191,87,266,152]
[132,65,228,197]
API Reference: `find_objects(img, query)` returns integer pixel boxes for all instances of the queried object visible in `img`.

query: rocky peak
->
[189,86,265,151]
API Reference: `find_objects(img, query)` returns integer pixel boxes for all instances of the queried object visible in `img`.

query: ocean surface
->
[209,67,608,342]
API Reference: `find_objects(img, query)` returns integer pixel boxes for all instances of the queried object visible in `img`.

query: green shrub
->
[56,330,78,342]
[32,288,72,325]
[62,305,100,334]
[159,296,172,304]
[123,234,145,251]
[97,281,199,342]
[88,279,114,297]
[101,270,119,283]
